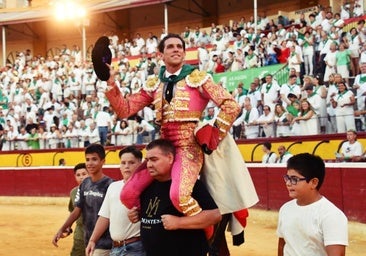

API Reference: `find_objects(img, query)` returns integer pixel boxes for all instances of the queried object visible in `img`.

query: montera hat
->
[92,36,112,81]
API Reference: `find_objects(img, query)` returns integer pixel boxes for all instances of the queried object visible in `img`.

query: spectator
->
[247,81,262,110]
[326,74,338,133]
[330,80,356,133]
[276,145,293,163]
[336,42,351,85]
[277,40,290,64]
[254,105,274,137]
[86,146,145,256]
[348,27,362,76]
[118,119,133,146]
[261,74,280,113]
[135,115,155,145]
[52,144,114,254]
[223,50,234,71]
[353,0,364,17]
[301,31,314,76]
[95,106,112,146]
[88,122,100,144]
[341,3,351,19]
[232,82,248,108]
[17,126,29,150]
[48,124,62,149]
[78,120,90,147]
[68,163,89,256]
[261,141,277,163]
[287,45,302,77]
[197,42,209,71]
[231,48,245,71]
[233,98,259,139]
[353,63,366,131]
[109,117,120,146]
[244,46,259,69]
[286,93,300,117]
[2,124,18,150]
[38,126,48,149]
[291,99,319,136]
[59,158,66,166]
[337,129,364,162]
[204,107,216,121]
[213,56,225,73]
[318,30,332,76]
[280,74,301,108]
[274,103,291,137]
[64,123,79,148]
[277,153,348,256]
[312,75,328,133]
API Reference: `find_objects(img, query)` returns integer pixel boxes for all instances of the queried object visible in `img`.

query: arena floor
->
[0,197,365,255]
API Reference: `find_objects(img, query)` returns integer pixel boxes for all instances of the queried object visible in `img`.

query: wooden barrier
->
[0,163,365,223]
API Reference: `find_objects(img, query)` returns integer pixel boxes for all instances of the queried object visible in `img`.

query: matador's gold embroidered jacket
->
[105,69,240,140]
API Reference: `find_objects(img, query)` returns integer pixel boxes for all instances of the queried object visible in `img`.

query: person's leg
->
[336,115,346,134]
[136,133,143,144]
[345,112,356,131]
[120,161,154,209]
[98,127,105,145]
[169,144,203,216]
[92,249,111,256]
[109,247,124,256]
[169,144,214,239]
[70,238,85,256]
[304,55,309,75]
[233,125,241,140]
[150,129,156,141]
[124,241,146,256]
[208,214,231,256]
[353,57,360,76]
[330,115,337,133]
[309,52,314,76]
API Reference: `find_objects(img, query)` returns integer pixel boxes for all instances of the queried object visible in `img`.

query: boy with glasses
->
[277,153,348,256]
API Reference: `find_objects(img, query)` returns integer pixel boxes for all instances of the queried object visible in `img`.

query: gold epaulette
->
[185,69,210,88]
[143,76,160,92]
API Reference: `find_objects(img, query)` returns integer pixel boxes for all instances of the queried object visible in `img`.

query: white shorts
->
[337,65,350,78]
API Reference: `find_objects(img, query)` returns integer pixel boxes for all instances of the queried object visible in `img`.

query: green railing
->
[273,64,290,86]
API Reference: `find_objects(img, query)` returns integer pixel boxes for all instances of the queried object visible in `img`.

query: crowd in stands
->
[0,3,366,150]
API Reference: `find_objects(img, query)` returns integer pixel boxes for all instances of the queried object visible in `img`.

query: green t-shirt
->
[69,187,84,242]
[27,133,40,149]
[336,50,350,66]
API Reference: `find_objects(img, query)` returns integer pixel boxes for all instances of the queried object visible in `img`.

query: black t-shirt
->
[140,179,217,256]
[75,175,114,249]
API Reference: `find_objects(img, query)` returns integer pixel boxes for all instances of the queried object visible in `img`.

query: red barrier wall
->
[0,166,122,197]
[247,163,366,223]
[0,164,365,223]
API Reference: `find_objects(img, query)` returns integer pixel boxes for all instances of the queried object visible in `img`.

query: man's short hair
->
[287,153,325,190]
[158,34,185,53]
[289,74,297,79]
[119,146,143,160]
[263,141,272,150]
[146,139,176,157]
[347,129,357,135]
[74,163,86,174]
[85,144,106,160]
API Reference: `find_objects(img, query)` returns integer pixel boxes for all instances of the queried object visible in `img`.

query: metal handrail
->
[312,140,330,155]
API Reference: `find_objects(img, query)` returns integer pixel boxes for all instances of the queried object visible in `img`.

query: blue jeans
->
[98,126,109,146]
[110,240,146,256]
[136,130,155,144]
[265,53,278,66]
